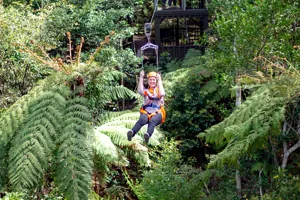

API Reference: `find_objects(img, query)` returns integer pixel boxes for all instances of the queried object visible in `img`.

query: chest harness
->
[140,87,166,123]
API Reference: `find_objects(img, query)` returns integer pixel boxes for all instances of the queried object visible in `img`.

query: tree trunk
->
[236,169,242,198]
[281,120,300,168]
[235,82,242,198]
[282,121,288,168]
[119,39,125,110]
[282,139,300,168]
[121,75,125,110]
[259,169,263,197]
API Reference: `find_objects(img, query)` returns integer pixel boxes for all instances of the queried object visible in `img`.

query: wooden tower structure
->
[154,0,208,59]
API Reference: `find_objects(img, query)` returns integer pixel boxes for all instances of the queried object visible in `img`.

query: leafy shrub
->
[130,140,211,200]
[162,64,234,166]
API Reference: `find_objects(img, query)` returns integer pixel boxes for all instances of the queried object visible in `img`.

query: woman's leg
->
[146,113,162,137]
[128,114,149,141]
[131,114,149,135]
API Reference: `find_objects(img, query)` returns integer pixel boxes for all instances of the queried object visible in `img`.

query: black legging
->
[132,113,162,136]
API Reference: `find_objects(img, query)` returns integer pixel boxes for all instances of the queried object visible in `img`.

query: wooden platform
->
[155,9,208,18]
[132,1,208,60]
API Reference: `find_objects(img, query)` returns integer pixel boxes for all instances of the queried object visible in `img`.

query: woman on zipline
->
[127,70,166,143]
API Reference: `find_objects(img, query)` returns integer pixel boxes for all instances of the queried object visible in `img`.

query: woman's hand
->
[140,70,145,78]
[156,73,162,82]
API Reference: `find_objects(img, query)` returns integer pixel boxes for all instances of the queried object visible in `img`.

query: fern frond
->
[0,81,46,143]
[95,124,151,167]
[181,49,203,68]
[109,85,138,101]
[132,143,151,167]
[92,131,129,169]
[8,91,64,190]
[92,131,119,161]
[0,80,51,190]
[55,97,93,200]
[97,111,164,146]
[97,126,133,147]
[94,110,164,167]
[202,70,297,168]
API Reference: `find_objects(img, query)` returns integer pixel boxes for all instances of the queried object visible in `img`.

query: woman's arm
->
[156,73,165,97]
[137,70,145,95]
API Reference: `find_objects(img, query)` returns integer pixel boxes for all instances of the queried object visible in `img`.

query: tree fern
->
[3,29,136,197]
[0,73,95,198]
[201,65,300,168]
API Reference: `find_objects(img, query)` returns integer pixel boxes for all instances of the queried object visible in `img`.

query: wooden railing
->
[160,27,202,46]
[155,0,205,10]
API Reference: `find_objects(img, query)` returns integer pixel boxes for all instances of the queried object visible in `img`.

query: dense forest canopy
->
[0,0,299,199]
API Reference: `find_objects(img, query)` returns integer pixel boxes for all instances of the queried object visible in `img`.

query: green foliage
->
[0,5,51,107]
[202,86,285,168]
[201,169,239,200]
[0,82,46,191]
[91,110,165,199]
[129,140,212,200]
[267,175,300,200]
[250,169,300,200]
[0,192,25,200]
[84,67,139,115]
[55,97,93,200]
[161,51,234,165]
[8,91,63,190]
[0,74,93,199]
[94,110,164,167]
[201,62,300,168]
[205,0,299,73]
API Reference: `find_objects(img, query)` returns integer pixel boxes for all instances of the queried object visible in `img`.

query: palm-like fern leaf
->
[181,49,203,68]
[8,91,64,190]
[94,110,164,167]
[93,132,119,160]
[0,73,94,198]
[55,97,93,200]
[92,131,129,168]
[0,82,45,143]
[0,81,48,190]
[201,66,300,168]
[109,86,138,101]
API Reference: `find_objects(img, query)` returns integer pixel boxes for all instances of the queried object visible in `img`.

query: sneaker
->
[144,133,150,143]
[127,130,133,141]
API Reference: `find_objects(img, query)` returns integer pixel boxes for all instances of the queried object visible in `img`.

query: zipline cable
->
[140,0,159,71]
[150,0,158,25]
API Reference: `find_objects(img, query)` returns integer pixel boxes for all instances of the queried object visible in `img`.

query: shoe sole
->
[127,131,133,141]
[144,133,150,143]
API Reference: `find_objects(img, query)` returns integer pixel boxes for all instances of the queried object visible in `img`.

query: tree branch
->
[282,139,300,168]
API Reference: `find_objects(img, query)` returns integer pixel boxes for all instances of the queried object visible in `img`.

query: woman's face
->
[148,77,157,88]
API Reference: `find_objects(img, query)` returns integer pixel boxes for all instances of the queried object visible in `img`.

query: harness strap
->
[148,97,161,101]
[143,104,161,109]
[140,87,165,123]
[144,87,161,99]
[140,108,162,121]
